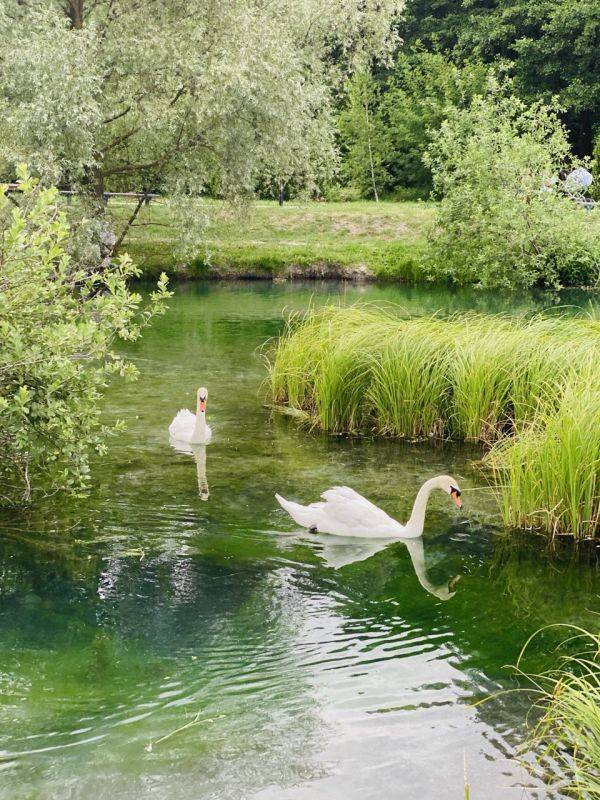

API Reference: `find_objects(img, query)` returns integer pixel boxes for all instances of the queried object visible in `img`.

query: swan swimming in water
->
[169,387,212,445]
[275,475,462,539]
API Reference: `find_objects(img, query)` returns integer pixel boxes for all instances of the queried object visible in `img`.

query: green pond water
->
[1,281,599,800]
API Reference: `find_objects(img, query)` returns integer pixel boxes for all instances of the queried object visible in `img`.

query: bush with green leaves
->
[425,84,600,289]
[0,168,170,506]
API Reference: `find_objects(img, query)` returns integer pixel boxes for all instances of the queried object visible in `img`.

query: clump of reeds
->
[269,304,600,538]
[519,626,600,799]
[486,368,600,540]
[270,305,599,440]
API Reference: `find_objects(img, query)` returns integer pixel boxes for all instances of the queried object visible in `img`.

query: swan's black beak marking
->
[450,487,462,509]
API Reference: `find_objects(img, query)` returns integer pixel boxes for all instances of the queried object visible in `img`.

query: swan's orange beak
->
[199,399,206,413]
[451,489,462,509]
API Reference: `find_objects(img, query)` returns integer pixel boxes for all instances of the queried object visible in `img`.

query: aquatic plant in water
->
[486,369,600,540]
[518,626,600,800]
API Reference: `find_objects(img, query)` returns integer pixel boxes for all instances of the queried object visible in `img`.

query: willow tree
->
[0,0,403,247]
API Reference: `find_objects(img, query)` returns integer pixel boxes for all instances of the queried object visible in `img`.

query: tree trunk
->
[364,101,379,203]
[574,109,593,157]
[66,0,84,29]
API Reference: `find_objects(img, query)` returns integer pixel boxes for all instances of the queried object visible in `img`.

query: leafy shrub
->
[425,84,600,289]
[0,167,170,506]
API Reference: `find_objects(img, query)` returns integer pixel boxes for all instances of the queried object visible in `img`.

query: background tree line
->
[338,0,600,200]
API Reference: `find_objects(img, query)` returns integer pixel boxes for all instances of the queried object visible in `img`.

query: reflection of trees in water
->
[486,534,599,637]
[0,534,275,652]
[0,538,327,800]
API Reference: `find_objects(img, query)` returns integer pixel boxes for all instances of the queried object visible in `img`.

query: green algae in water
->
[0,281,598,800]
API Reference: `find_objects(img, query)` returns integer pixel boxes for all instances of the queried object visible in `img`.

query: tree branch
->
[102,105,132,125]
[112,194,146,253]
[103,126,141,153]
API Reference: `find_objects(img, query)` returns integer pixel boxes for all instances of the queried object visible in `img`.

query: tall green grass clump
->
[368,318,452,438]
[519,627,600,798]
[487,369,600,540]
[271,305,599,440]
[269,304,600,538]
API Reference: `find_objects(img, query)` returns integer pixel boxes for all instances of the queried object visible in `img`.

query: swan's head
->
[435,475,463,509]
[197,387,208,413]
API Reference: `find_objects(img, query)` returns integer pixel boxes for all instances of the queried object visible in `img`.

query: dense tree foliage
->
[401,0,600,156]
[425,84,600,289]
[0,168,170,505]
[0,1,402,206]
[339,52,487,198]
[339,0,600,198]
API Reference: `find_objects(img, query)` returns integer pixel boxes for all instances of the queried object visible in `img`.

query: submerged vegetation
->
[270,305,600,539]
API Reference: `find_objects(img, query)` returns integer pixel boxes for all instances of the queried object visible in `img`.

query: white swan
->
[168,387,212,445]
[275,475,462,539]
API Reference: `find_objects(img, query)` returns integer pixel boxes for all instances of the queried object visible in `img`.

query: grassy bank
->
[269,305,600,539]
[109,198,432,280]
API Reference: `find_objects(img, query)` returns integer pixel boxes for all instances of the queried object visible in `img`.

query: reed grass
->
[486,369,600,540]
[269,304,600,538]
[518,626,600,799]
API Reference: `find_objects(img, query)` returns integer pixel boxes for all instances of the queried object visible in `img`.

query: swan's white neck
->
[191,398,207,444]
[404,478,442,536]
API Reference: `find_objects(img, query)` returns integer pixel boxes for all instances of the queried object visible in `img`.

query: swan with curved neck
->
[168,387,212,445]
[275,475,462,539]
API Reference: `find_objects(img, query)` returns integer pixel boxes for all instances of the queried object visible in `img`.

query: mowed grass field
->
[108,198,434,280]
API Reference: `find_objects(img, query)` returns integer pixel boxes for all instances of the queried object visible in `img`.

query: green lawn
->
[108,198,434,280]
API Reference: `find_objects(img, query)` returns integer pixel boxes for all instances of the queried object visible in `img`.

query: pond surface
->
[0,281,598,800]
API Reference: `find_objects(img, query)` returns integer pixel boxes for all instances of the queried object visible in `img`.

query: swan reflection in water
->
[306,532,460,601]
[169,439,210,500]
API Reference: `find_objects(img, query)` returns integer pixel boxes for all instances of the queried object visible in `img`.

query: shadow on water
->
[0,281,598,800]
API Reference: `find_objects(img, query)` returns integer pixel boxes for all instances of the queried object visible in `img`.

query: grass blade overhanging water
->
[269,305,600,539]
[517,626,600,800]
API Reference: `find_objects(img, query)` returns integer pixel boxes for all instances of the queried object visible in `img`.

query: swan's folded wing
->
[320,486,365,503]
[319,486,392,528]
[168,408,195,438]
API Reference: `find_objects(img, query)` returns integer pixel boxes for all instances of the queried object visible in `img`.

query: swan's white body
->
[168,387,212,445]
[275,476,462,539]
